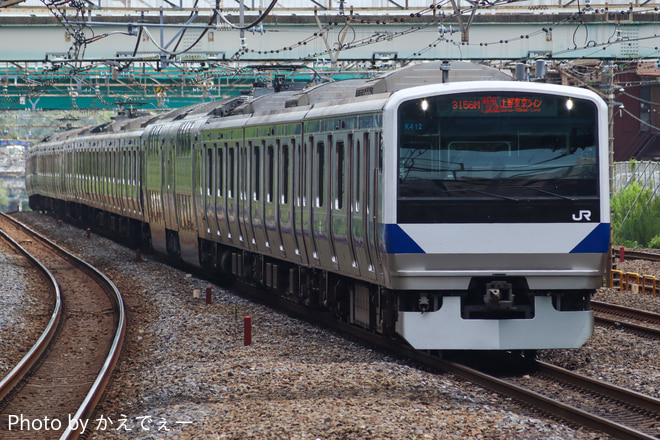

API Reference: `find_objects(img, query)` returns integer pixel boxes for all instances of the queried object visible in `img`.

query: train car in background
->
[26,61,610,351]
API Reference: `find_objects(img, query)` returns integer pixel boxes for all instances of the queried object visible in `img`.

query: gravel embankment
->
[7,212,660,439]
[0,235,52,374]
[539,259,660,400]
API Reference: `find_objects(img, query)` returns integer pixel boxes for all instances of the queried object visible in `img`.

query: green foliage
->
[0,110,115,142]
[648,234,660,249]
[0,182,7,209]
[611,182,660,248]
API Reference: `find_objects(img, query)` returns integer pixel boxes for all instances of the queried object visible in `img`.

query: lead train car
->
[26,62,610,350]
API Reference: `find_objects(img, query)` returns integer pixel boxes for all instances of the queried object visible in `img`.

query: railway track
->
[369,339,660,439]
[616,248,660,263]
[229,281,660,440]
[5,211,655,439]
[0,213,125,440]
[398,349,660,440]
[457,359,660,440]
[593,300,660,338]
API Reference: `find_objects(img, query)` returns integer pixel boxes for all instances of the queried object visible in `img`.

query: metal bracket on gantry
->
[449,0,479,43]
[314,5,354,68]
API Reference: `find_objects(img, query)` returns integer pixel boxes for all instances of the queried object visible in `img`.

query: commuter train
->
[26,61,610,350]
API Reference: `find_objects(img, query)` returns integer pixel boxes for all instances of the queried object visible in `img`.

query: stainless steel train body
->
[26,62,610,350]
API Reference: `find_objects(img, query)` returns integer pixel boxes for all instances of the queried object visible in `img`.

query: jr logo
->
[572,210,592,221]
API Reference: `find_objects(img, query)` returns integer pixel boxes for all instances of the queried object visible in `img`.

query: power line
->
[621,106,660,132]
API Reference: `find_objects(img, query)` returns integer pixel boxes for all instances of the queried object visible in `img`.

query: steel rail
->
[0,226,62,402]
[1,213,126,440]
[593,300,660,337]
[537,361,660,415]
[615,248,660,262]
[228,280,660,440]
[443,361,659,440]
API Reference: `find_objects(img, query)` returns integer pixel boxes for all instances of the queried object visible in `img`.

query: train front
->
[382,82,609,350]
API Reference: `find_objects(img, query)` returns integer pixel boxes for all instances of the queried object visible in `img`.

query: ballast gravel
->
[6,212,659,439]
[0,236,52,375]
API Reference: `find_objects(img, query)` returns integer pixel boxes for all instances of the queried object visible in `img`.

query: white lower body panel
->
[396,296,593,350]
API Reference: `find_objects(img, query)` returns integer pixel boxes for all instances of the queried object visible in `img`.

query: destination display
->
[451,96,544,113]
[398,92,592,136]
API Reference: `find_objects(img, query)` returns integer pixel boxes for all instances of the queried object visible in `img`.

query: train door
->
[109,148,116,210]
[226,143,242,245]
[133,145,140,215]
[126,145,134,215]
[302,136,319,266]
[215,142,230,242]
[311,135,335,269]
[330,135,349,272]
[351,133,376,280]
[92,149,96,207]
[143,126,165,253]
[365,131,383,280]
[119,147,127,214]
[342,133,360,276]
[114,148,120,212]
[202,142,216,239]
[162,137,178,231]
[280,138,303,263]
[263,141,280,255]
[293,138,308,264]
[115,146,122,213]
[249,140,267,252]
[135,146,147,219]
[238,141,257,251]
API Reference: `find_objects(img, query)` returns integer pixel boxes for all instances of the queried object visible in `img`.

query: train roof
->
[354,61,512,96]
[41,61,513,143]
[224,61,512,118]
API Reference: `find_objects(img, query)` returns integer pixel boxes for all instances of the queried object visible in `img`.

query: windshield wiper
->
[507,185,577,201]
[400,149,428,182]
[462,188,520,201]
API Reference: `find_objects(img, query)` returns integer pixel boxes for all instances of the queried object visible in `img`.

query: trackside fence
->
[610,269,658,297]
[613,161,660,195]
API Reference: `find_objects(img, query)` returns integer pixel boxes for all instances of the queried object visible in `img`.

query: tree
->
[611,182,660,248]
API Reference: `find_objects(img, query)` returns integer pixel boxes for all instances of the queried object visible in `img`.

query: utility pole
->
[564,62,617,284]
[605,61,615,197]
[604,61,615,286]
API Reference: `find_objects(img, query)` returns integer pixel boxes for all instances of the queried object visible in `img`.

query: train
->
[26,61,610,351]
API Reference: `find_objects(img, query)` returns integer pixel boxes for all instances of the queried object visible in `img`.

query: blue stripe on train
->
[570,223,610,253]
[385,223,611,255]
[383,224,425,254]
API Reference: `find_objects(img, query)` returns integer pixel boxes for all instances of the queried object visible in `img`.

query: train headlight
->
[420,99,429,111]
[565,99,574,111]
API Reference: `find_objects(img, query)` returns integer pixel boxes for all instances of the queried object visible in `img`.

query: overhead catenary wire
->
[216,0,278,31]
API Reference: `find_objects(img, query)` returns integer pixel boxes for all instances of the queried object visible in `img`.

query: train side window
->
[335,140,344,210]
[281,143,289,205]
[168,142,174,190]
[316,141,325,208]
[301,140,309,207]
[217,144,224,197]
[267,144,275,203]
[126,148,129,188]
[244,146,249,200]
[355,138,361,212]
[377,132,383,171]
[228,146,235,198]
[195,144,202,196]
[94,151,98,195]
[253,143,260,201]
[133,150,137,187]
[207,146,213,197]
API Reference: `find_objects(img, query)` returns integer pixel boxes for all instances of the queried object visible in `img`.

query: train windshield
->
[397,91,600,223]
